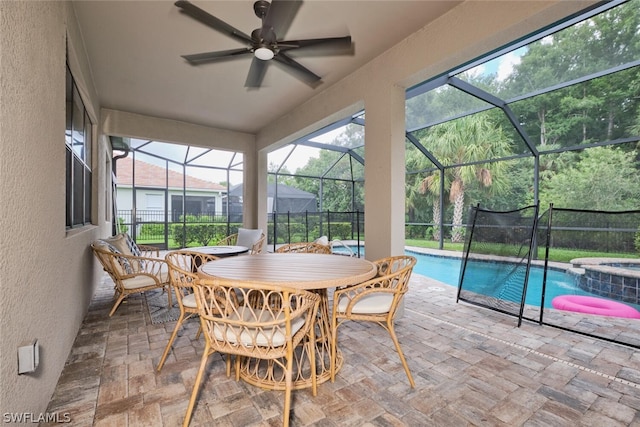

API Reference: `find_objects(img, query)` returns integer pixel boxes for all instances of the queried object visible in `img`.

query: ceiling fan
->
[175,0,353,89]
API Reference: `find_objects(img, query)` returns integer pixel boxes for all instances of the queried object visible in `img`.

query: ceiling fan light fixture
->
[254,47,274,61]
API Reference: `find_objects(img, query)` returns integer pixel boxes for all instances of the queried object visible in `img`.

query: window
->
[146,193,164,210]
[66,64,93,229]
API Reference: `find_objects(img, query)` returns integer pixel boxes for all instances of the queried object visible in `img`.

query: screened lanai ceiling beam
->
[504,60,640,105]
[134,147,183,166]
[185,148,213,165]
[405,59,640,137]
[402,1,630,142]
[405,75,449,100]
[296,140,365,165]
[344,149,364,166]
[296,139,365,152]
[448,76,538,156]
[296,117,355,143]
[296,140,350,152]
[405,133,443,170]
[321,152,349,179]
[229,152,243,169]
[351,116,365,126]
[444,1,621,81]
[275,145,297,174]
[275,171,362,183]
[289,110,365,150]
[539,136,640,155]
[406,105,496,133]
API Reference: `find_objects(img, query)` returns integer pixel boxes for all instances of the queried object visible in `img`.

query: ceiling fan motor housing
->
[253,0,270,19]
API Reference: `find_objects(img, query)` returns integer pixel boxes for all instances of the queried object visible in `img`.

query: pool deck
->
[43,266,640,426]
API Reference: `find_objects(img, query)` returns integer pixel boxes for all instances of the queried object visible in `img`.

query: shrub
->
[140,223,164,239]
[117,217,129,234]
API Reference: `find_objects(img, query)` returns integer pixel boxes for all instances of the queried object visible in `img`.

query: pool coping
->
[570,257,640,279]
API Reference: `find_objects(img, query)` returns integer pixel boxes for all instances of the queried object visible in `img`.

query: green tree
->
[502,0,640,148]
[268,163,296,186]
[540,146,640,210]
[405,144,446,239]
[417,115,513,242]
[294,125,365,211]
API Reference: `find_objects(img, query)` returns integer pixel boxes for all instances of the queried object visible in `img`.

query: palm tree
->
[406,142,449,240]
[418,173,447,241]
[419,115,513,242]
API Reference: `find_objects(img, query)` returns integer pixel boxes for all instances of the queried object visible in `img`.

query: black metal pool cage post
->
[515,203,540,327]
[537,203,554,325]
[456,204,480,303]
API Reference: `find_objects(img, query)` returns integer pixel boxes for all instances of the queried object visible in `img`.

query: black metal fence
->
[457,205,540,327]
[117,210,235,249]
[268,210,365,251]
[458,205,640,349]
[117,209,370,250]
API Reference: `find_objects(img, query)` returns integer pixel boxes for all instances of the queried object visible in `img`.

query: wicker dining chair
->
[330,255,417,387]
[157,250,221,372]
[275,242,332,254]
[91,238,171,316]
[217,228,266,254]
[184,279,320,427]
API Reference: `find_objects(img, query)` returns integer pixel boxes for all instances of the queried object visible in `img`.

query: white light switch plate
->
[18,340,39,374]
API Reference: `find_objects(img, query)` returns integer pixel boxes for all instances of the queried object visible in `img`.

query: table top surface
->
[199,253,377,290]
[188,245,249,256]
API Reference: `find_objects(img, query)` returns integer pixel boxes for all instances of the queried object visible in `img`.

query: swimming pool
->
[334,246,608,309]
[410,251,592,309]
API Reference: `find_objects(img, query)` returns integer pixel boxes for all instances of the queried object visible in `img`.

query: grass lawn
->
[404,239,639,263]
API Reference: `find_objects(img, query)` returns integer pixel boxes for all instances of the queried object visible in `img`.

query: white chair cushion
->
[315,235,329,246]
[236,228,263,249]
[182,293,197,308]
[213,307,305,347]
[122,269,169,290]
[103,234,132,256]
[336,293,393,314]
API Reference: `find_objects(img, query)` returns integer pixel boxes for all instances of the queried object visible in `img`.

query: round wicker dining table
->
[198,252,377,390]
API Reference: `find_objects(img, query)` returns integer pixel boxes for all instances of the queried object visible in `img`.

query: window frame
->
[65,63,93,229]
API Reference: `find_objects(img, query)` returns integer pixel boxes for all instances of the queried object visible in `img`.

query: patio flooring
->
[44,270,640,426]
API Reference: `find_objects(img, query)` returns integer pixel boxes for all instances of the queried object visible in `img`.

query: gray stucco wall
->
[0,1,110,418]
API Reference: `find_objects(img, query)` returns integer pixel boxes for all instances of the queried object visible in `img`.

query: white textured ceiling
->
[72,0,461,134]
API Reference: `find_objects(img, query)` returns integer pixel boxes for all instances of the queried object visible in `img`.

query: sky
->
[463,46,527,82]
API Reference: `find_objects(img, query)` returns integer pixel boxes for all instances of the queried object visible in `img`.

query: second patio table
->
[198,252,377,390]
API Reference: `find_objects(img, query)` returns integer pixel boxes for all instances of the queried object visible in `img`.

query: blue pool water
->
[410,252,592,308]
[336,246,592,309]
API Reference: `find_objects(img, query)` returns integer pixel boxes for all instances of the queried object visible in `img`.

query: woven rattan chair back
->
[216,232,266,254]
[330,255,417,387]
[156,250,220,371]
[91,240,171,317]
[275,242,332,254]
[183,278,320,427]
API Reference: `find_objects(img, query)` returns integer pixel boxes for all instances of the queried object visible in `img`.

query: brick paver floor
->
[45,271,640,426]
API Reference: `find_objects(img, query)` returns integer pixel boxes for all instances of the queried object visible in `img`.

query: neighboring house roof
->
[115,156,226,191]
[228,183,315,199]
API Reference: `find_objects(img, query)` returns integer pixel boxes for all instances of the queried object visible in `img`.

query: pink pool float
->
[552,295,640,319]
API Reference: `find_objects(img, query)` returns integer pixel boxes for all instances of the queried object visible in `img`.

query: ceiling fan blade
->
[182,48,253,64]
[175,0,253,44]
[273,52,322,87]
[261,0,302,44]
[245,57,269,88]
[278,36,353,53]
